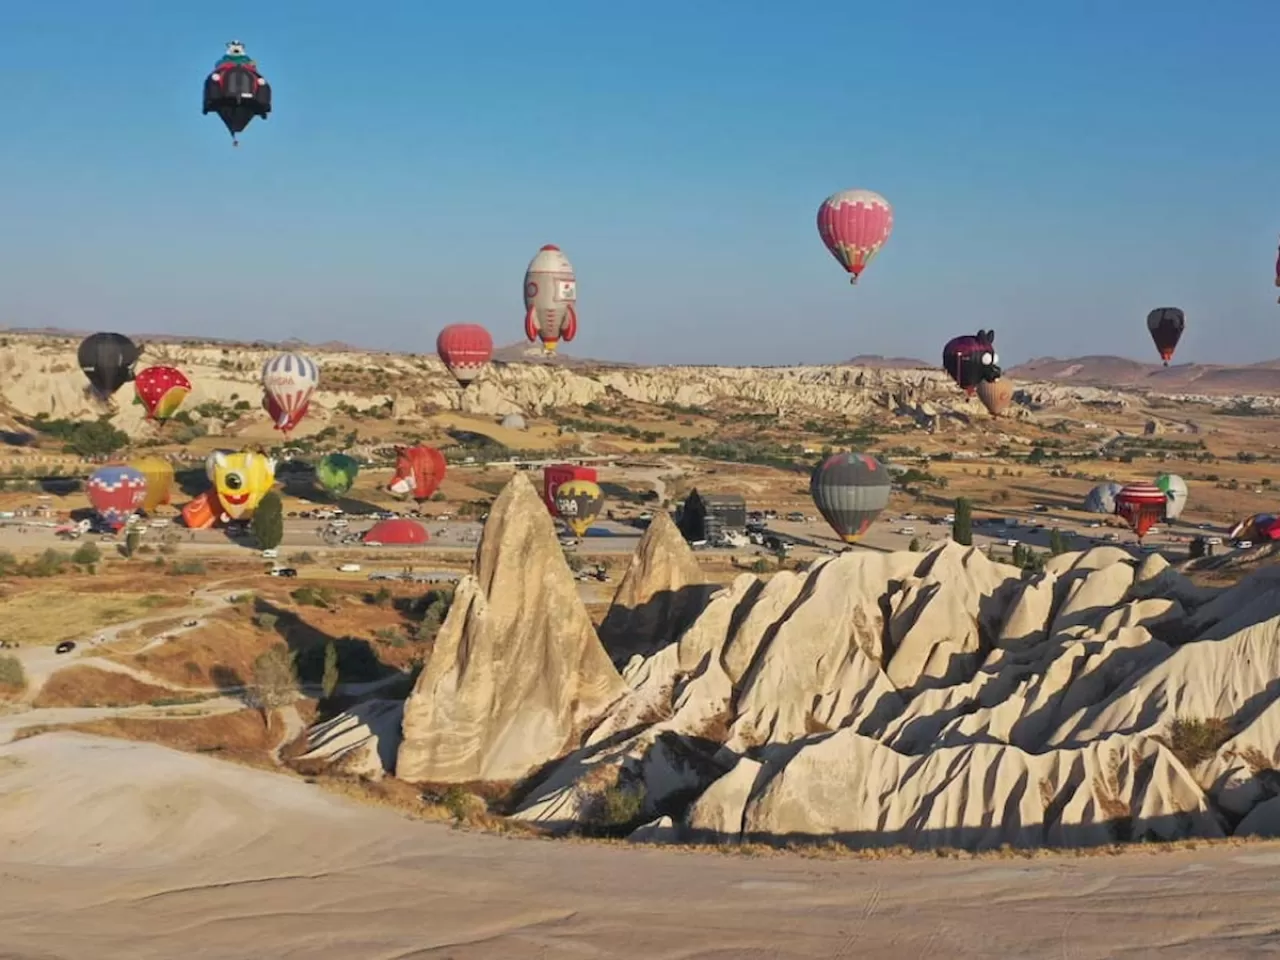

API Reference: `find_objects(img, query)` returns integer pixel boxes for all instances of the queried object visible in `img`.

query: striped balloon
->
[817,189,894,284]
[1115,483,1167,539]
[810,452,892,543]
[261,352,320,434]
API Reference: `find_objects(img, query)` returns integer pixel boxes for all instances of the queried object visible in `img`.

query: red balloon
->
[1115,483,1167,539]
[389,445,447,501]
[817,189,894,284]
[262,393,309,435]
[436,324,493,387]
[134,365,192,421]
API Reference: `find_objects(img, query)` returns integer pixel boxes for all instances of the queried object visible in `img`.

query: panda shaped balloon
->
[942,329,1002,397]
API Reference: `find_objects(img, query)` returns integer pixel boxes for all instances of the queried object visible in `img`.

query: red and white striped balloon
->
[817,189,894,284]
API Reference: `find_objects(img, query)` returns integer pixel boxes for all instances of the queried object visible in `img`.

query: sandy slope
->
[2,736,1280,959]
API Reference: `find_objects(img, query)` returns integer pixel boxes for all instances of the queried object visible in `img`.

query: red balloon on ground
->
[363,518,429,545]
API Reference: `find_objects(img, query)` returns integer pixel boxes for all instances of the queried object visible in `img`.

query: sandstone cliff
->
[394,472,627,784]
[300,468,1280,853]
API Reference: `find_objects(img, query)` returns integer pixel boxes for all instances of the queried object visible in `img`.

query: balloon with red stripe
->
[261,352,319,436]
[817,189,894,285]
[436,324,493,387]
[1115,482,1167,540]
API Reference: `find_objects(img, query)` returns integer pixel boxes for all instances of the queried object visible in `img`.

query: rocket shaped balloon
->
[523,244,577,354]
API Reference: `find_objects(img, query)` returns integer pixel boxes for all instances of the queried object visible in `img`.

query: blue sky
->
[2,0,1278,367]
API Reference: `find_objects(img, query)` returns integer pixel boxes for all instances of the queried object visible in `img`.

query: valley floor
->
[2,733,1279,959]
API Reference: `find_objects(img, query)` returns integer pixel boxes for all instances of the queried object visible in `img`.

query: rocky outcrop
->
[295,491,1280,854]
[0,333,1184,438]
[597,511,715,665]
[395,473,627,784]
[297,700,404,780]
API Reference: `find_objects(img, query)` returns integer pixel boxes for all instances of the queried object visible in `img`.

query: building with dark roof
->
[678,489,747,542]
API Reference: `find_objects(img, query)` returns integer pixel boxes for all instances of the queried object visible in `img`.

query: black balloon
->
[77,332,140,398]
[202,44,272,144]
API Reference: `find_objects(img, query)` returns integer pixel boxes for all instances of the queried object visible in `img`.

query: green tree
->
[952,497,973,546]
[251,491,285,550]
[908,537,921,552]
[322,639,340,700]
[1048,528,1067,555]
[247,643,298,728]
[66,419,130,458]
[124,528,141,558]
[71,542,101,566]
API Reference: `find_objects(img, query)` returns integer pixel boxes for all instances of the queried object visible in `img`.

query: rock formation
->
[596,511,715,666]
[395,473,627,784]
[302,475,1280,854]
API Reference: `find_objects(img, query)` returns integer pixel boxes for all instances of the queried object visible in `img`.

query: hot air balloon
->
[810,452,892,543]
[942,330,1002,396]
[816,189,894,285]
[976,378,1014,417]
[133,365,192,422]
[388,445,447,502]
[1274,236,1280,304]
[129,456,175,514]
[87,465,148,531]
[316,453,360,497]
[436,324,493,387]
[1154,472,1188,521]
[524,245,577,354]
[1146,308,1184,366]
[183,450,277,529]
[543,464,598,516]
[261,352,319,436]
[202,41,271,146]
[553,479,604,538]
[1115,482,1167,539]
[1083,481,1123,514]
[77,333,140,400]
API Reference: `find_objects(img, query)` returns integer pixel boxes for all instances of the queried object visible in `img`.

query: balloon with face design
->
[388,445,447,502]
[209,450,277,522]
[942,329,1002,396]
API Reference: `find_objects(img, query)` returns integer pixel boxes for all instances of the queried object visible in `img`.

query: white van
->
[338,563,361,573]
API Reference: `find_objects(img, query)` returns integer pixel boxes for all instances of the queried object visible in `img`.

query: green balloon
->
[316,453,360,497]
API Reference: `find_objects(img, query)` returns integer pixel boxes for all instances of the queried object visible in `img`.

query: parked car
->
[269,567,298,578]
[338,563,361,573]
[55,640,76,654]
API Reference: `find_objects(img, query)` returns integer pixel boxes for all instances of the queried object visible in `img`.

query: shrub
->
[0,655,26,692]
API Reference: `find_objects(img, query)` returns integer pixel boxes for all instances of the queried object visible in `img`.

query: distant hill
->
[1007,356,1280,395]
[843,354,932,369]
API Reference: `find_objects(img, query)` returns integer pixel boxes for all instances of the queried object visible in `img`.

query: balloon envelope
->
[1084,481,1123,514]
[261,352,319,434]
[78,333,140,398]
[810,452,892,543]
[389,446,447,501]
[524,245,578,353]
[129,456,175,513]
[316,453,360,497]
[816,189,893,284]
[1146,308,1184,365]
[134,365,192,421]
[943,330,1001,394]
[976,378,1013,417]
[87,465,148,530]
[554,479,604,537]
[1154,472,1188,521]
[437,324,493,386]
[208,450,276,521]
[1115,482,1167,539]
